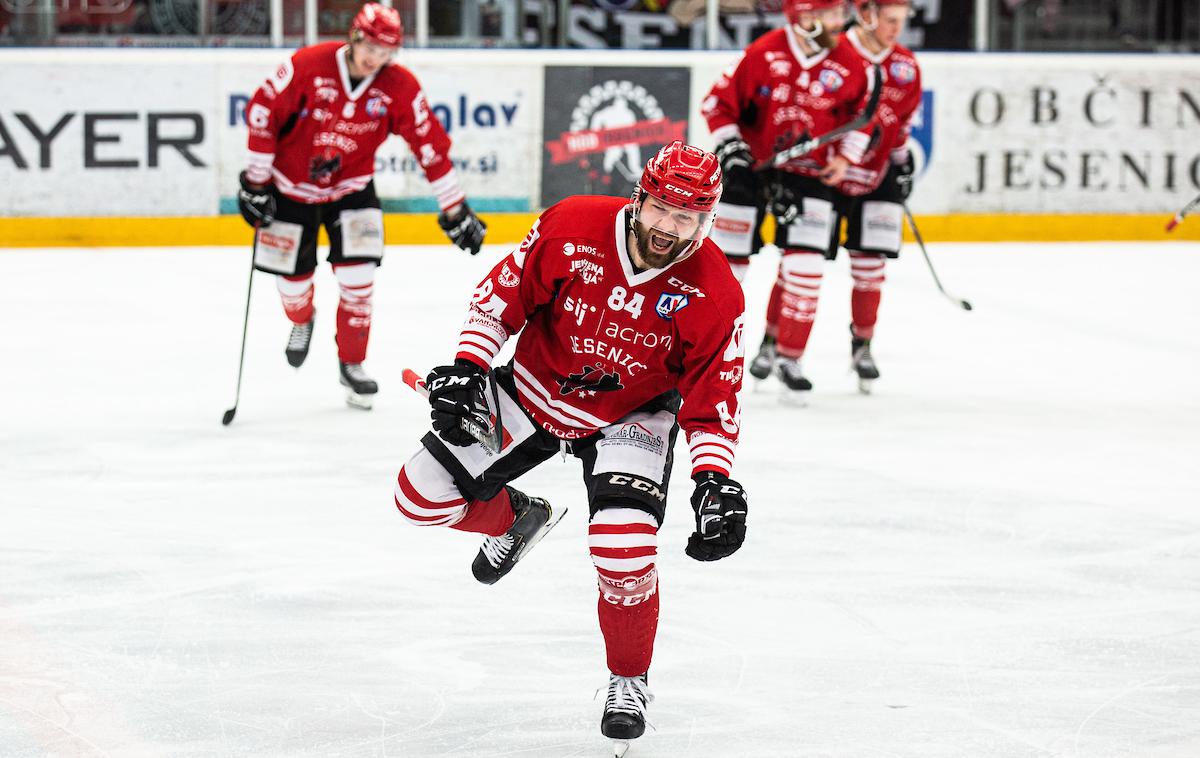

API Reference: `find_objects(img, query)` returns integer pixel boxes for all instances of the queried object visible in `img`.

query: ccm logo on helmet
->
[665,184,695,197]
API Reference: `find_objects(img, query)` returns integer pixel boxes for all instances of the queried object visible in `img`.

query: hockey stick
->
[401,368,505,454]
[902,203,973,311]
[221,228,258,426]
[753,63,884,173]
[1166,192,1200,232]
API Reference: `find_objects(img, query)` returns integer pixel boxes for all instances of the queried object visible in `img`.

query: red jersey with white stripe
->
[455,195,746,478]
[702,28,875,178]
[245,41,463,209]
[834,30,922,197]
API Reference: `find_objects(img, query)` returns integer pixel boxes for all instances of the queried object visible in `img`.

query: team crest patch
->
[818,69,844,92]
[366,97,387,118]
[889,61,916,85]
[655,293,689,320]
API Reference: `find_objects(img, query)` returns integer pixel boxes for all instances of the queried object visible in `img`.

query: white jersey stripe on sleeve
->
[456,343,495,366]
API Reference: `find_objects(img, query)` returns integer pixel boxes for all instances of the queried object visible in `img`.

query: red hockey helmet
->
[855,0,911,9]
[631,141,723,264]
[351,2,403,48]
[784,0,847,26]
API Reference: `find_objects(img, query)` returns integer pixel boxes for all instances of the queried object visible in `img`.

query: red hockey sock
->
[597,576,659,677]
[764,278,784,339]
[849,253,885,340]
[450,488,516,536]
[333,263,375,364]
[277,273,314,324]
[774,250,824,359]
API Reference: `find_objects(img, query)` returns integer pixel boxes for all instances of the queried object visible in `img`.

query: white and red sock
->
[849,252,886,340]
[589,507,660,676]
[276,273,314,324]
[774,250,824,360]
[333,262,376,364]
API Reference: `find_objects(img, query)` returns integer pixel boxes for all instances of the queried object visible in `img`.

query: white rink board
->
[2,241,1200,757]
[1,49,1199,216]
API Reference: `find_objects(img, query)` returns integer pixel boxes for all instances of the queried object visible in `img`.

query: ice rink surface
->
[2,239,1199,758]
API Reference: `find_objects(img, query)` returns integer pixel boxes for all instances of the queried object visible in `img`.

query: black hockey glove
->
[714,137,759,205]
[426,360,490,447]
[685,472,748,562]
[438,203,487,255]
[768,175,802,227]
[891,152,915,201]
[237,171,276,228]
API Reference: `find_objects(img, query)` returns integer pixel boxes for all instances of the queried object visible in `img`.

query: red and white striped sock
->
[849,252,886,340]
[333,262,376,364]
[393,448,515,535]
[276,273,314,324]
[590,507,660,677]
[774,250,824,359]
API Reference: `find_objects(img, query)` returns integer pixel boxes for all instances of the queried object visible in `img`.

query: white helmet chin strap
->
[792,19,824,42]
[856,9,879,33]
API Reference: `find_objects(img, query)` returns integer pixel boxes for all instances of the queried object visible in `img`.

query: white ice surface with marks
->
[1,241,1199,757]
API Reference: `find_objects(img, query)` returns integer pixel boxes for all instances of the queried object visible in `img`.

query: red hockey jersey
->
[834,31,923,197]
[455,196,746,478]
[702,28,875,178]
[245,41,463,209]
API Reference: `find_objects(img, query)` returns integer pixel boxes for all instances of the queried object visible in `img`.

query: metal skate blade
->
[858,378,875,395]
[345,390,374,410]
[612,739,631,757]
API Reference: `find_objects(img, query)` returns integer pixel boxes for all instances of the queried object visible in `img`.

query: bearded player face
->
[631,196,706,270]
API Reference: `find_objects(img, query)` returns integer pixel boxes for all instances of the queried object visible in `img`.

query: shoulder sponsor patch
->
[654,293,689,320]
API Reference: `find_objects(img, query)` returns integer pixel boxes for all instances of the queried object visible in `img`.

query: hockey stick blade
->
[401,368,503,454]
[1166,194,1200,232]
[221,408,236,426]
[754,62,883,173]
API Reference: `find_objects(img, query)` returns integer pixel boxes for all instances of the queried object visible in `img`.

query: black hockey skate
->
[748,334,777,383]
[851,326,880,395]
[601,672,653,757]
[471,488,566,585]
[776,357,812,405]
[339,361,378,410]
[285,313,314,368]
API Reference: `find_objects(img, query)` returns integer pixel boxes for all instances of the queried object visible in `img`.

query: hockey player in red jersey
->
[830,0,923,393]
[392,142,748,751]
[236,2,486,408]
[702,0,877,400]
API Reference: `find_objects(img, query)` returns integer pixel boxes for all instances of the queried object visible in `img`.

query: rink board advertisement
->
[0,61,218,216]
[220,59,540,213]
[914,55,1200,215]
[2,49,1200,236]
[540,66,690,207]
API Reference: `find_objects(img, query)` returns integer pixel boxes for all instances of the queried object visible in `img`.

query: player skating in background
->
[392,142,748,755]
[822,0,922,392]
[236,2,486,409]
[702,0,875,401]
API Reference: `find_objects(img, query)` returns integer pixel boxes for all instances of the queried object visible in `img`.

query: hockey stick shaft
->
[754,63,884,173]
[902,203,973,311]
[401,368,504,453]
[1166,192,1200,232]
[221,231,258,426]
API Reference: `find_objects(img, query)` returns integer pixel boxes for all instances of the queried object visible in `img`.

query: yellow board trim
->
[0,213,1197,248]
